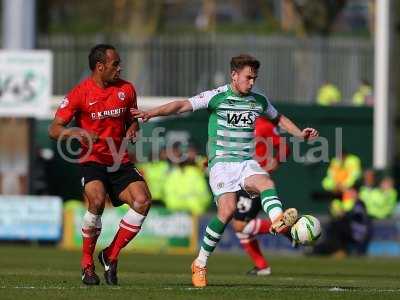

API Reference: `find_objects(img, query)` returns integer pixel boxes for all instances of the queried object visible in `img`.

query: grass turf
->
[0,245,399,300]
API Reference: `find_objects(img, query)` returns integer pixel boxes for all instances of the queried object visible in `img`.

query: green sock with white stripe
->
[196,216,227,267]
[261,189,283,221]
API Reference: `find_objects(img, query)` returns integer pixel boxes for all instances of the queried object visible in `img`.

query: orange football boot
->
[191,261,208,288]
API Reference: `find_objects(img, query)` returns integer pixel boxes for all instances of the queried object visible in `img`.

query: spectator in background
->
[0,118,29,195]
[316,81,342,106]
[379,176,398,216]
[360,175,397,219]
[359,169,376,191]
[31,147,55,195]
[352,79,373,107]
[167,142,183,167]
[322,151,362,193]
[163,144,211,216]
[313,187,372,258]
[358,169,376,211]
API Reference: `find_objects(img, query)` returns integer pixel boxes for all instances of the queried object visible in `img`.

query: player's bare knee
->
[135,194,151,207]
[131,193,151,214]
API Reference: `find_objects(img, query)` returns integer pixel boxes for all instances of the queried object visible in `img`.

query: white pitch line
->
[0,286,399,293]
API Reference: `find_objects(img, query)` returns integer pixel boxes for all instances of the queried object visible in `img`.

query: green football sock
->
[196,216,227,267]
[261,188,283,221]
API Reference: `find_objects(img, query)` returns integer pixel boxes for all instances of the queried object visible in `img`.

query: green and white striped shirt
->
[188,84,279,167]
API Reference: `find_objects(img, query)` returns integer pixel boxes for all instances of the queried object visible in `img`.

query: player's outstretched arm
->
[278,114,319,139]
[131,100,193,122]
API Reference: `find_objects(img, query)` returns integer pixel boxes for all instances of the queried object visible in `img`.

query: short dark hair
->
[230,54,260,73]
[88,44,116,71]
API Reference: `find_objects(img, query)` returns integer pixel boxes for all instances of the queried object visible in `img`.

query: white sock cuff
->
[123,209,146,226]
[82,211,101,229]
[196,248,210,267]
[269,207,283,222]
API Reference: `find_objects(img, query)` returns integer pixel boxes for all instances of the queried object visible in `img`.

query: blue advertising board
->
[0,196,62,241]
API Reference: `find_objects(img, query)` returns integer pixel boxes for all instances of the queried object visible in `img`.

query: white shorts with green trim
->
[209,160,268,198]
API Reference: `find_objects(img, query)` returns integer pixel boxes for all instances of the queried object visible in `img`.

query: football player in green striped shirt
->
[131,54,319,287]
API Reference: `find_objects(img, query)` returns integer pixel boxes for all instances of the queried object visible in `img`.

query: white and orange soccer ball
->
[290,215,321,245]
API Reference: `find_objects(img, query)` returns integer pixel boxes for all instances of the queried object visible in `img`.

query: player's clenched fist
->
[302,128,319,140]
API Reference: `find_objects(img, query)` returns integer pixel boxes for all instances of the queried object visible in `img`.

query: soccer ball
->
[290,215,321,245]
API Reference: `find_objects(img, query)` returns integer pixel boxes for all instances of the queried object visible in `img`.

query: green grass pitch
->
[0,245,399,300]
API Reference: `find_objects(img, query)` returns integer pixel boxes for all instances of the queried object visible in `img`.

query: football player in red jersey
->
[232,116,291,276]
[49,44,151,286]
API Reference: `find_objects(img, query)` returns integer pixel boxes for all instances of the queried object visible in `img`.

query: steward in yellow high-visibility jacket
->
[359,177,397,219]
[330,189,358,218]
[164,164,211,216]
[322,153,361,192]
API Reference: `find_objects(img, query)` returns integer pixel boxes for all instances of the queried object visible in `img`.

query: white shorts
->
[209,160,268,197]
